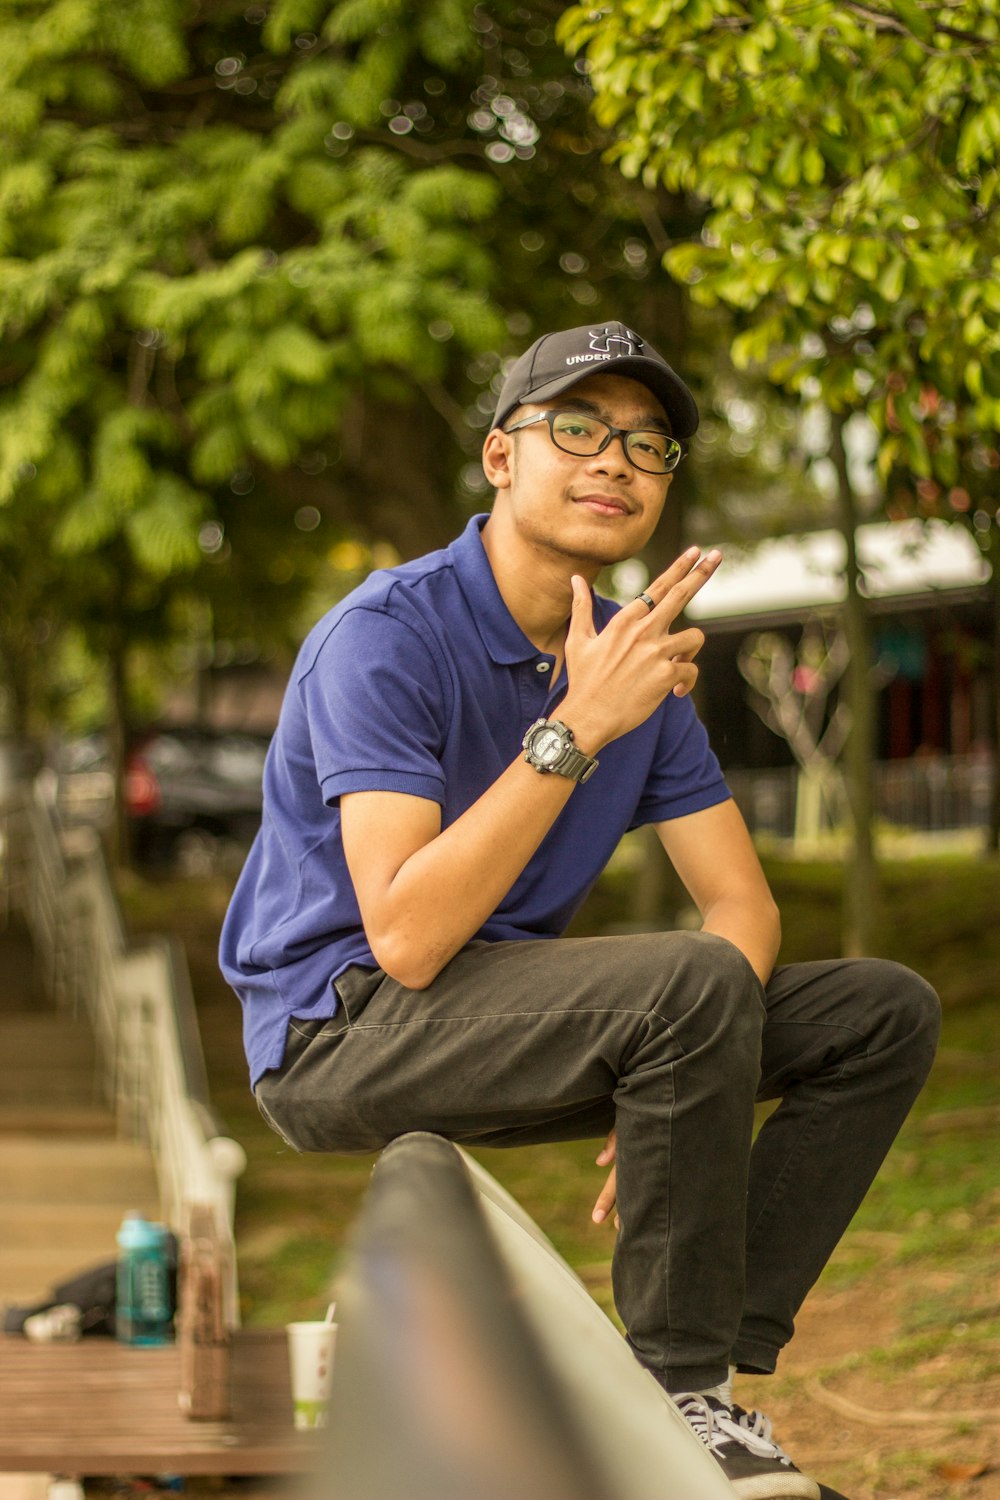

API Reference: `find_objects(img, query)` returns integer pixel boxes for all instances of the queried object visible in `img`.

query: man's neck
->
[480,510,598,658]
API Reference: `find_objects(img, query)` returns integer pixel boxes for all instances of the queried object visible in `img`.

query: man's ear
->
[482,427,513,490]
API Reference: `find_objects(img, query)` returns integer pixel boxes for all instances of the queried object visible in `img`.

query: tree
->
[558,0,1000,953]
[0,0,511,750]
[739,617,851,845]
[0,1,639,731]
[0,0,811,738]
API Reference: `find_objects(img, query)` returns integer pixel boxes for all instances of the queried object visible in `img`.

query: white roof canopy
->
[686,519,992,622]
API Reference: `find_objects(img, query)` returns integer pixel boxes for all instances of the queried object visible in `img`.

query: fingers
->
[594,1131,617,1226]
[636,546,722,623]
[671,660,700,699]
[569,574,597,640]
[592,1163,617,1224]
[664,625,705,660]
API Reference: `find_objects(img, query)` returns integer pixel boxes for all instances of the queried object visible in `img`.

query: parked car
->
[51,726,271,874]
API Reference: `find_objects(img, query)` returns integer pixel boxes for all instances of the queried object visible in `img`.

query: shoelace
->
[729,1403,796,1466]
[674,1394,794,1466]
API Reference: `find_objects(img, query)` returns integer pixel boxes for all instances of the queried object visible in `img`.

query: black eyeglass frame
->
[503,409,684,474]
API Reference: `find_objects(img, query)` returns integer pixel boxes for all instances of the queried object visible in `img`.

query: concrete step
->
[0,1136,159,1307]
[0,1013,100,1063]
[0,1247,118,1306]
[0,1135,158,1202]
[0,924,162,1314]
[0,1006,112,1126]
[0,1105,117,1135]
[0,1074,105,1106]
[0,1201,160,1252]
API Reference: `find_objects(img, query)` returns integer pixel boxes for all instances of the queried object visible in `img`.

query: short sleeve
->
[631,693,731,826]
[297,605,451,806]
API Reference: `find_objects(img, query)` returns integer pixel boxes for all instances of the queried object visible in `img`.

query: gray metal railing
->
[323,1133,735,1500]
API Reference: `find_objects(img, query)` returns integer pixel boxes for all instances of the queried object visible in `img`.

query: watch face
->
[533,726,564,764]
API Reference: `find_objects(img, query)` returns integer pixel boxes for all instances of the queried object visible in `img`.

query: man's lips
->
[571,493,633,516]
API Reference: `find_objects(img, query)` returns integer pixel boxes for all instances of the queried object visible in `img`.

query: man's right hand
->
[559,545,722,755]
[342,545,722,992]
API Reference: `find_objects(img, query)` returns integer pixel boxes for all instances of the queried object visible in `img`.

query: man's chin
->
[564,521,651,568]
[554,539,642,571]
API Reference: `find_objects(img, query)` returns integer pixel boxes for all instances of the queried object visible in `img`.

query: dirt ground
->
[735,1274,999,1500]
[119,873,998,1500]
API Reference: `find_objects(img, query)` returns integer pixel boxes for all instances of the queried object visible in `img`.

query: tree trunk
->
[829,412,878,955]
[987,531,1000,855]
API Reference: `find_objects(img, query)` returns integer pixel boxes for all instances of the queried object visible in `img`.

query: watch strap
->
[553,740,599,784]
[522,718,599,784]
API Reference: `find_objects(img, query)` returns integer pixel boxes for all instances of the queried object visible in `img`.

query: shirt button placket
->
[519,659,553,722]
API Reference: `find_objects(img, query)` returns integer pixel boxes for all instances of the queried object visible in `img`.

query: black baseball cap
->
[492,321,699,438]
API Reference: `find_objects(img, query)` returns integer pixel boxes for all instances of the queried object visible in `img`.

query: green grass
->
[118,853,1000,1335]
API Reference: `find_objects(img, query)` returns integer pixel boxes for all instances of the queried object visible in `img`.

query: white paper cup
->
[286,1320,337,1430]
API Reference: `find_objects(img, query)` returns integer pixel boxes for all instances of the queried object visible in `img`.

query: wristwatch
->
[522,718,599,784]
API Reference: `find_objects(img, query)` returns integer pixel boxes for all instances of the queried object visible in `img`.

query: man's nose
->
[586,435,632,478]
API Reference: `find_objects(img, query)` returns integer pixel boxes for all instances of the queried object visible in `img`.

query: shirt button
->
[535,661,551,674]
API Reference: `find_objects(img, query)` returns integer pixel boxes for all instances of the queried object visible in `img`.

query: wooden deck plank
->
[0,1330,318,1475]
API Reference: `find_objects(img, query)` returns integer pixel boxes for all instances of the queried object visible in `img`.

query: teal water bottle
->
[116,1213,174,1345]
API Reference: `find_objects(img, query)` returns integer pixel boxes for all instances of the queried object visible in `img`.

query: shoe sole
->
[729,1475,821,1500]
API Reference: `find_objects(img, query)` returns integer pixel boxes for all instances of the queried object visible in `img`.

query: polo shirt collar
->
[449,514,541,666]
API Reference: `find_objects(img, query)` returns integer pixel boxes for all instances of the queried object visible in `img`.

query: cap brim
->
[497,360,699,439]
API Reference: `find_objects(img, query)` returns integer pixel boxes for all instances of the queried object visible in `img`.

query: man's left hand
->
[592,1127,619,1228]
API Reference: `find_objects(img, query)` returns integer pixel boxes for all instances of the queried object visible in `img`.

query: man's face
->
[484,371,675,569]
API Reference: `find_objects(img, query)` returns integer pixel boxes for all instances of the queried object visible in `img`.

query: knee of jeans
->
[657,930,765,1057]
[681,930,766,1006]
[854,959,941,1065]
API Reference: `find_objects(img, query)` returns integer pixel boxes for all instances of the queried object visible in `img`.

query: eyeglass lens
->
[550,412,680,473]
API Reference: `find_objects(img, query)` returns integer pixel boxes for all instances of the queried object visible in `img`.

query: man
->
[220,321,939,1500]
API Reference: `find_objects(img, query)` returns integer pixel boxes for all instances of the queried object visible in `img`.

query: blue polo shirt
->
[220,514,731,1087]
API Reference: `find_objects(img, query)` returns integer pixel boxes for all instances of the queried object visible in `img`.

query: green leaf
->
[324,0,406,45]
[125,473,203,575]
[263,0,330,53]
[850,239,880,282]
[402,166,499,223]
[264,323,333,382]
[877,255,906,304]
[190,424,246,484]
[774,136,801,188]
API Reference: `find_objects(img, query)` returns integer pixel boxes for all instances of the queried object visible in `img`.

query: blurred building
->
[690,519,993,767]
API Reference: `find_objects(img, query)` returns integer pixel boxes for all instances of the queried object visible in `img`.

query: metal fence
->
[727,753,995,842]
[0,783,245,1325]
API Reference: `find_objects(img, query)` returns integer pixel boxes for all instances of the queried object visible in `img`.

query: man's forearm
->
[346,550,722,991]
[344,755,578,990]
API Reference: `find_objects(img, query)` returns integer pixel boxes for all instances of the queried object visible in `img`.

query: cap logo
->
[564,325,646,369]
[589,326,643,356]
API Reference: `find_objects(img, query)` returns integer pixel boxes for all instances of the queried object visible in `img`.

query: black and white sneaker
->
[672,1392,820,1500]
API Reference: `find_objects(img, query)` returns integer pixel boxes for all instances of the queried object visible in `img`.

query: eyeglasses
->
[503,409,683,474]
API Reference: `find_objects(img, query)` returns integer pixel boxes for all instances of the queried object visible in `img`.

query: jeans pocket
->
[255,1085,301,1151]
[333,965,383,1026]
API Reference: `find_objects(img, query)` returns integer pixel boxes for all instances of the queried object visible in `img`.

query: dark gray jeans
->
[256,932,940,1390]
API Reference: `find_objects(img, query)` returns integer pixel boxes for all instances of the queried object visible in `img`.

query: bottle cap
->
[117,1214,166,1251]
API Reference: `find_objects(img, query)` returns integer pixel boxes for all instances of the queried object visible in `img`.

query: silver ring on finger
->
[635,592,655,612]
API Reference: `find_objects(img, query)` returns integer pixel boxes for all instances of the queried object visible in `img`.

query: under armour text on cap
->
[492,321,699,438]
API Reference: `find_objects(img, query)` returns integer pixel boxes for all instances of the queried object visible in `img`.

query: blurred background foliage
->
[0,0,828,748]
[558,0,1000,947]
